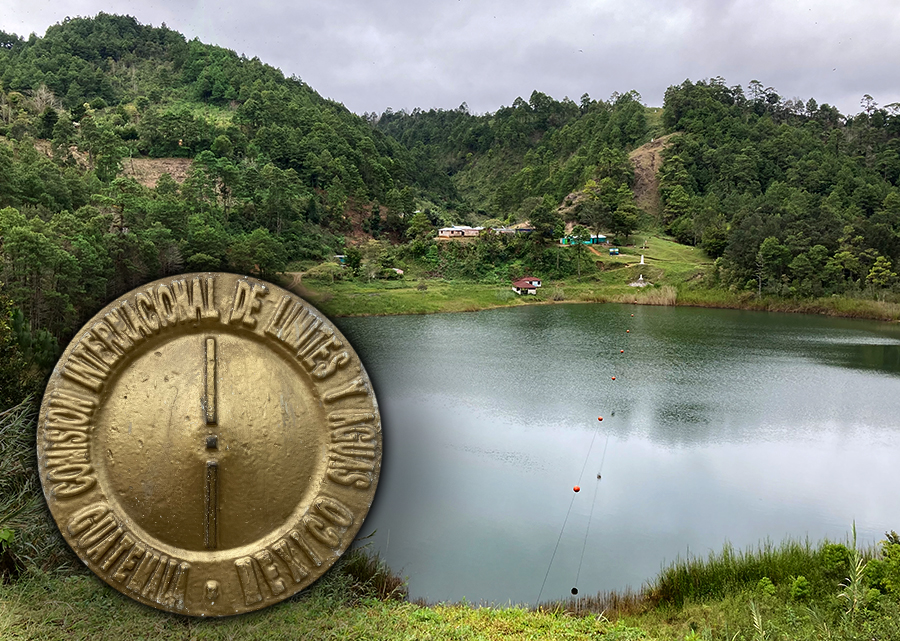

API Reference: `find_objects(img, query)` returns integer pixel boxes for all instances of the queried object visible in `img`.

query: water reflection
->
[336,304,900,604]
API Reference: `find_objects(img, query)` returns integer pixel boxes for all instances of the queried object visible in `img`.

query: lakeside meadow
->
[286,235,900,323]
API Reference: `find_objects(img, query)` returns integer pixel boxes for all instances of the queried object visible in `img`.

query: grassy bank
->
[0,553,643,641]
[287,275,900,324]
[675,288,900,322]
[4,532,900,640]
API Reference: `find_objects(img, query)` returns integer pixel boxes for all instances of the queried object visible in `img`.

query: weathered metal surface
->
[37,273,381,616]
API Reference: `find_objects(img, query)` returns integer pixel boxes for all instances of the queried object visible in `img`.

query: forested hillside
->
[0,15,431,362]
[657,79,900,297]
[2,13,900,410]
[375,90,651,221]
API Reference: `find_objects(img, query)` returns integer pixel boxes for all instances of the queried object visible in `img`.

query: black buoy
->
[597,473,602,479]
[571,587,579,595]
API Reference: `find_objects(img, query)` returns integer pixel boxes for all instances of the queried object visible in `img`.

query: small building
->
[512,278,539,295]
[438,225,484,238]
[560,234,606,245]
[609,248,620,255]
[519,276,541,287]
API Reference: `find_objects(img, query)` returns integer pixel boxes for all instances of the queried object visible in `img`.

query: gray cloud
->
[4,0,899,115]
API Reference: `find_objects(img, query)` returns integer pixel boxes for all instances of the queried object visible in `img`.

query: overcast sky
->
[3,0,899,117]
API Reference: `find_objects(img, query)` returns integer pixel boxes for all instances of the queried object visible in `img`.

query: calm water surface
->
[334,304,900,605]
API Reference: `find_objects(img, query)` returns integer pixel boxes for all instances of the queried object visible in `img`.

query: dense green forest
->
[658,79,900,297]
[2,13,900,410]
[0,13,431,407]
[374,89,648,219]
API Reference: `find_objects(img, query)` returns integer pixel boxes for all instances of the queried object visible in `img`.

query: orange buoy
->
[620,349,624,353]
[611,376,616,380]
[598,417,603,421]
[573,486,581,493]
[626,329,630,333]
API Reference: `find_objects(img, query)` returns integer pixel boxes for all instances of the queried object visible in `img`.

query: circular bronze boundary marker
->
[37,273,382,616]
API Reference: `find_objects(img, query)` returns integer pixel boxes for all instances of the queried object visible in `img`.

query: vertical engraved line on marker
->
[205,461,218,549]
[205,338,216,425]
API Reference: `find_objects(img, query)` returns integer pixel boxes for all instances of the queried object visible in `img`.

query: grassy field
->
[286,236,705,317]
[287,236,900,324]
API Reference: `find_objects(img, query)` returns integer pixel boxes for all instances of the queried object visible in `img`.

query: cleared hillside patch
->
[628,133,678,220]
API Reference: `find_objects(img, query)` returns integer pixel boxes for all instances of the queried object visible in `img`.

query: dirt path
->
[284,272,320,300]
[629,133,677,219]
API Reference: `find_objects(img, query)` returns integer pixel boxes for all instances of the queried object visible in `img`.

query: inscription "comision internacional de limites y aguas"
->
[37,273,382,616]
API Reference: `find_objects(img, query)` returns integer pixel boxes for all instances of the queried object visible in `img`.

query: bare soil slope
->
[628,133,677,218]
[26,138,193,188]
[121,157,192,187]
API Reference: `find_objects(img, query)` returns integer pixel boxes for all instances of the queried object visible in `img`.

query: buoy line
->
[536,313,634,606]
[535,490,579,607]
[535,416,606,606]
[573,432,610,594]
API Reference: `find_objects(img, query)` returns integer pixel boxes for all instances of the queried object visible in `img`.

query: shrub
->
[821,543,851,582]
[790,575,811,601]
[304,262,346,282]
[756,576,776,598]
[866,532,900,596]
[378,268,403,280]
[185,252,221,272]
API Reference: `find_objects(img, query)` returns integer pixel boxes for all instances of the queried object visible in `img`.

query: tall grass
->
[676,287,900,321]
[646,538,845,607]
[0,398,78,578]
[340,547,408,602]
[550,586,647,618]
[634,285,677,306]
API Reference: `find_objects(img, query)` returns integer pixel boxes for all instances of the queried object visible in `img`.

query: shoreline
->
[286,277,900,324]
[3,531,894,639]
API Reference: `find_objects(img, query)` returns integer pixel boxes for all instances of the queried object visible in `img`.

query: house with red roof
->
[512,276,542,295]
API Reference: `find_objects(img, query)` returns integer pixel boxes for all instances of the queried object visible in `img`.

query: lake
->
[334,303,900,605]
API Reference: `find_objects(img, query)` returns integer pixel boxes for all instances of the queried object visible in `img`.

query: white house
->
[437,225,484,238]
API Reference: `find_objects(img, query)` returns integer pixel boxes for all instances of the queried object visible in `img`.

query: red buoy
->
[631,314,634,317]
[611,376,616,380]
[598,417,603,421]
[573,486,581,493]
[620,349,624,353]
[626,329,630,333]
